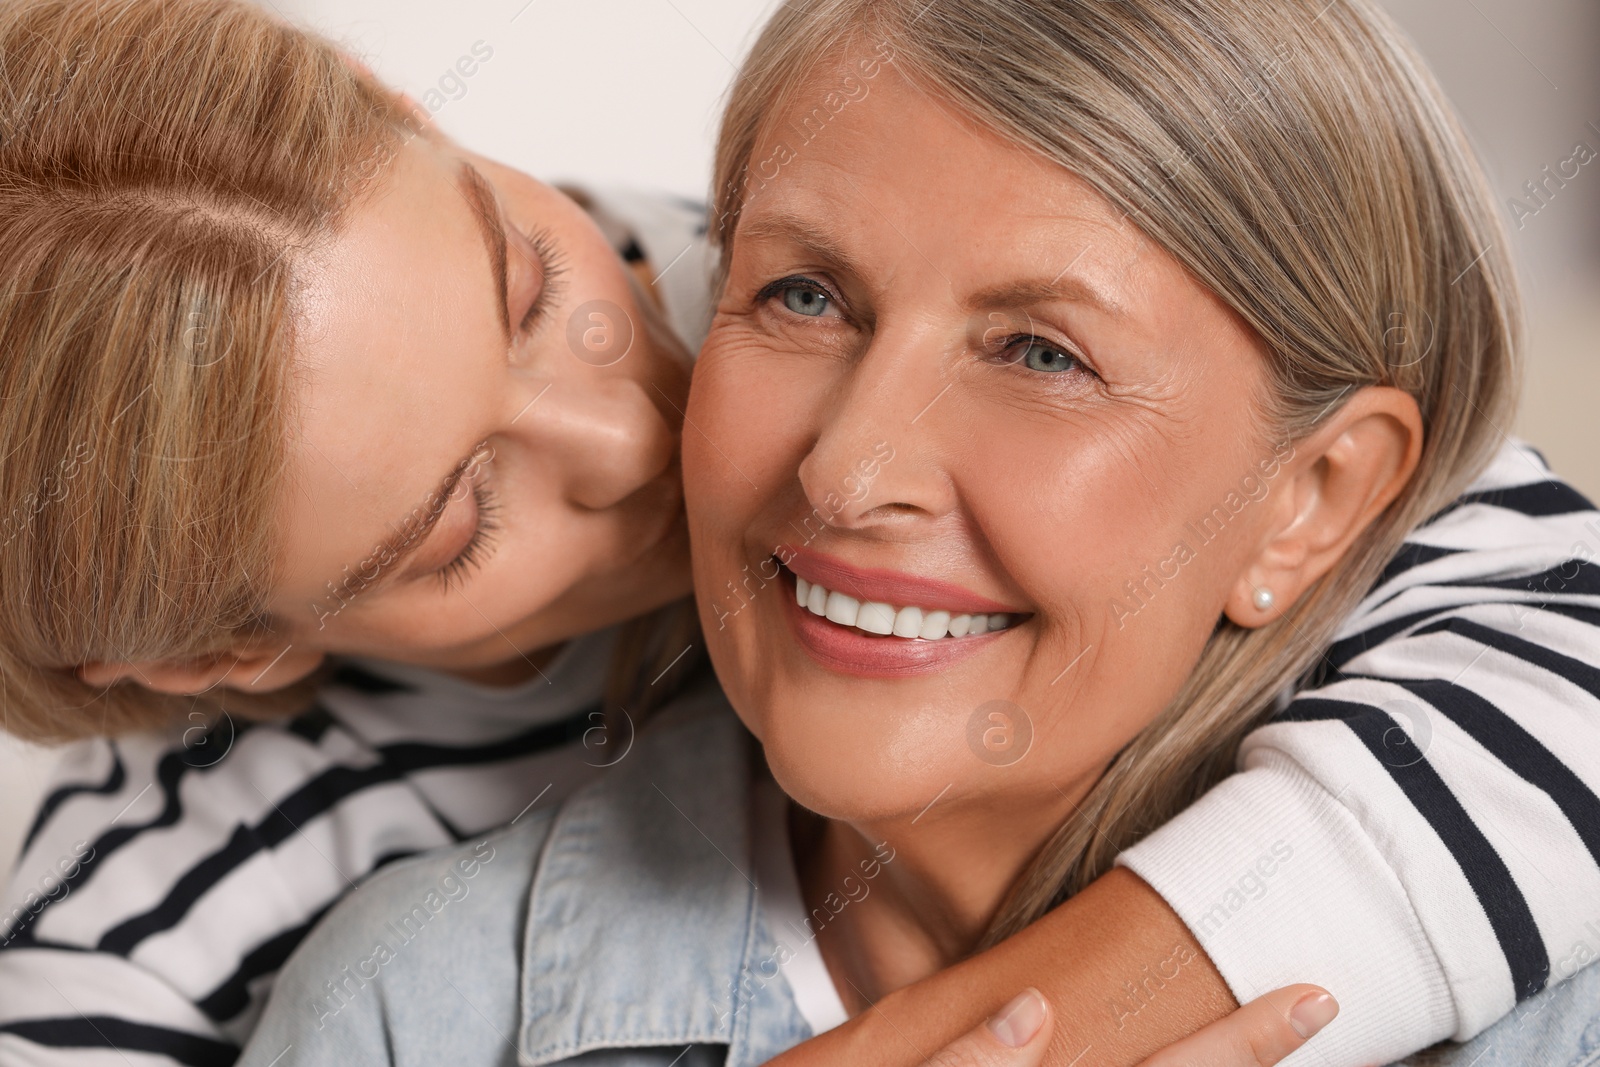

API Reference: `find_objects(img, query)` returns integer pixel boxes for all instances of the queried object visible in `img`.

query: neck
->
[796,785,1081,1013]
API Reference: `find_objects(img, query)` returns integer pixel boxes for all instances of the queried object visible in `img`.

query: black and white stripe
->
[1310,448,1600,993]
[1,632,619,1065]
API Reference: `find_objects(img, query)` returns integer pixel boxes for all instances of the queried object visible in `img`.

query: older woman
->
[228,2,1600,1067]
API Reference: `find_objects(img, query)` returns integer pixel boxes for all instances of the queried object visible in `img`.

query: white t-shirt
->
[751,778,850,1037]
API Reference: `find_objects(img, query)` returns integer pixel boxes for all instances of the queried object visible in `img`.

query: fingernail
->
[988,988,1047,1048]
[1289,992,1339,1039]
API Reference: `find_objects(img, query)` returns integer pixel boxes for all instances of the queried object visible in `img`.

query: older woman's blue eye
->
[1018,341,1077,373]
[782,286,830,317]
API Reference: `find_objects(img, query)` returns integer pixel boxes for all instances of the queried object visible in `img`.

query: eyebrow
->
[456,161,511,340]
[739,209,1125,319]
[328,450,479,603]
[737,210,872,281]
[966,275,1125,319]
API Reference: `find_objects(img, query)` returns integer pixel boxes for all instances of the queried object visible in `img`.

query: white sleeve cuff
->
[1117,752,1458,1066]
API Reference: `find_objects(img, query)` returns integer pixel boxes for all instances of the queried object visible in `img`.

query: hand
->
[910,985,1335,1067]
[1134,985,1338,1067]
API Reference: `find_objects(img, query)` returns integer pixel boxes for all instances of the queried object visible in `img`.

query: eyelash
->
[992,333,1094,375]
[437,483,501,591]
[518,226,569,335]
[756,275,842,315]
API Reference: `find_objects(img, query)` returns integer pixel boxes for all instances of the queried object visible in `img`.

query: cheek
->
[964,420,1245,735]
[684,331,819,519]
[967,422,1192,622]
[683,353,747,561]
[684,333,828,732]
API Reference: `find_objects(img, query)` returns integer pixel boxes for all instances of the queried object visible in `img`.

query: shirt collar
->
[516,692,812,1067]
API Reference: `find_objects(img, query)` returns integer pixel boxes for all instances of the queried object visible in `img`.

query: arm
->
[769,868,1240,1067]
[773,605,1600,1067]
[1122,599,1600,1060]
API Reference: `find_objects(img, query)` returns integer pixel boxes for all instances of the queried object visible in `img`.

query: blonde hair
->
[714,0,1519,943]
[0,0,412,742]
[1,0,701,745]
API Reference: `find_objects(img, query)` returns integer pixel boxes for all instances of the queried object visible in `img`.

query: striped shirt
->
[0,629,628,1066]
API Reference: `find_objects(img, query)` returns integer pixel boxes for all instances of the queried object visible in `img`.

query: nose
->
[796,326,958,530]
[507,376,676,510]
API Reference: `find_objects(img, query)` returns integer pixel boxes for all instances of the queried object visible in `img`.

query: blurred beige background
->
[1378,0,1600,502]
[2,0,1596,872]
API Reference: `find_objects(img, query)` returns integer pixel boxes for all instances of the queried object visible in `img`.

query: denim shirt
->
[237,684,1600,1067]
[238,687,811,1067]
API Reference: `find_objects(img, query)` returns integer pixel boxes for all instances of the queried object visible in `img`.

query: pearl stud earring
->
[1253,587,1275,612]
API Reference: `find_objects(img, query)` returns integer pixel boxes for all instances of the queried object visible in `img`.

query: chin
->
[762,752,931,826]
[744,684,974,826]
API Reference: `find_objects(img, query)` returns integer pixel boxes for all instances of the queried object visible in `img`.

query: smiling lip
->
[777,545,1023,617]
[775,545,1025,678]
[783,594,1008,677]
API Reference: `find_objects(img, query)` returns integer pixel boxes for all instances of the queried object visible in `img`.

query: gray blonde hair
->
[712,0,1518,944]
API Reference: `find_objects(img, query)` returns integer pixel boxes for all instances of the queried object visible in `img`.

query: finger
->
[918,989,1055,1067]
[1136,985,1339,1067]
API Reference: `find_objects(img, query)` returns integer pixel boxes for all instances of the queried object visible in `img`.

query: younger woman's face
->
[687,63,1282,830]
[270,136,691,674]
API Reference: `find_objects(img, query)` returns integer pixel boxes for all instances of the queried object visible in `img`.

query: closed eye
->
[515,226,568,336]
[436,483,501,591]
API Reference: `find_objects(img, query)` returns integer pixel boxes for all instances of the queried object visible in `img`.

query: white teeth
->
[892,605,924,638]
[824,591,861,627]
[856,601,896,635]
[793,573,1019,640]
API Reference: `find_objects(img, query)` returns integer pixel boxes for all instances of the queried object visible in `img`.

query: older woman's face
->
[687,64,1285,826]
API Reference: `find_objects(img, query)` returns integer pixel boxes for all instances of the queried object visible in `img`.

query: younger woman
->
[0,5,705,1062]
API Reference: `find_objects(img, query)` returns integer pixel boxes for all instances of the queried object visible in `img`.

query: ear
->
[1225,386,1423,629]
[79,645,326,695]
